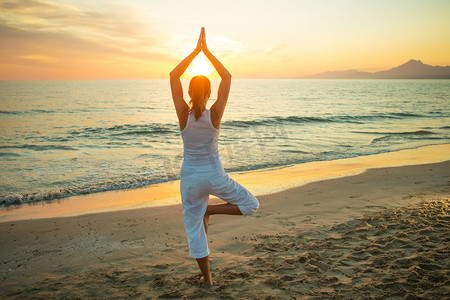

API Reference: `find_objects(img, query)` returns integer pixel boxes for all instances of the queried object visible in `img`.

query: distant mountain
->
[298,60,450,79]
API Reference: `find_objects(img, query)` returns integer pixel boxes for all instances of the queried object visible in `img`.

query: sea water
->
[0,79,449,206]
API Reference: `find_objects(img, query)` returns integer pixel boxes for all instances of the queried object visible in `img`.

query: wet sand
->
[0,149,449,299]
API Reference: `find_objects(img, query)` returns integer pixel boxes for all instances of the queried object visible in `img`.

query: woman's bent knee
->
[250,197,260,214]
[240,196,259,216]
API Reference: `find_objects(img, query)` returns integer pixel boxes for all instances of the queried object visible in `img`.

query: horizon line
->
[2,59,449,81]
[2,78,450,81]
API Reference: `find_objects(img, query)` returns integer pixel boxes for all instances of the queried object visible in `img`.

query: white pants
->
[180,169,259,259]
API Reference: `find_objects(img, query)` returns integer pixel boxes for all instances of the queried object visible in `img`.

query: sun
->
[186,53,214,77]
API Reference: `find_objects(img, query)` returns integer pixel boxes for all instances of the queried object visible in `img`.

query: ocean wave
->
[0,152,22,157]
[0,106,155,116]
[354,130,435,135]
[0,175,177,207]
[2,142,449,208]
[63,112,439,138]
[388,112,423,118]
[0,155,312,207]
[281,149,311,154]
[0,144,77,151]
[0,109,59,115]
[369,130,445,144]
[69,123,178,138]
[221,112,431,128]
[0,110,22,115]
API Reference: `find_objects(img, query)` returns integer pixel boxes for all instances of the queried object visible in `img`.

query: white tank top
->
[181,109,223,173]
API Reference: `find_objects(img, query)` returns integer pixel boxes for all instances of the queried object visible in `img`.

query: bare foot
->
[200,275,213,286]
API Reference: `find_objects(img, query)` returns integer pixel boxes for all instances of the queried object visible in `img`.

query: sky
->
[1,0,449,80]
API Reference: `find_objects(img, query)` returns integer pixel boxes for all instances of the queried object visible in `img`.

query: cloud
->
[0,0,174,78]
[0,0,53,10]
[209,36,238,45]
[267,44,288,56]
[1,0,148,39]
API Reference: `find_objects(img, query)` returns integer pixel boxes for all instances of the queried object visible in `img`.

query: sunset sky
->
[1,0,449,80]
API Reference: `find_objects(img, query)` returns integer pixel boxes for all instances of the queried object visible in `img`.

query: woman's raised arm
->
[170,28,205,129]
[202,31,232,129]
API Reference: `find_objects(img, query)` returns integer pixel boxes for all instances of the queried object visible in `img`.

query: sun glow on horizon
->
[185,54,214,77]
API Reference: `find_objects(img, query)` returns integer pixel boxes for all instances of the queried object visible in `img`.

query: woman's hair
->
[189,75,211,120]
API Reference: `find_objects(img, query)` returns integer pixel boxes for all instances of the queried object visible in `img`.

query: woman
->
[170,28,259,286]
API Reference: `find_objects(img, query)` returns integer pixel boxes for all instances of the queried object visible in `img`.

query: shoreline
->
[1,158,448,298]
[0,143,449,223]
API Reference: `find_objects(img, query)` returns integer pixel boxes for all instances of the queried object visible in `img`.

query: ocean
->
[0,79,449,206]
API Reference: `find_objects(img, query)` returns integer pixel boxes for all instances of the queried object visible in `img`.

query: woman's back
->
[181,109,221,170]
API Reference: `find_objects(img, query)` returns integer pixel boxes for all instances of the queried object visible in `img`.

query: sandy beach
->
[1,146,449,299]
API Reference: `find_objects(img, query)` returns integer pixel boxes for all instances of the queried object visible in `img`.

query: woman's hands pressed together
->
[170,27,231,130]
[195,27,207,53]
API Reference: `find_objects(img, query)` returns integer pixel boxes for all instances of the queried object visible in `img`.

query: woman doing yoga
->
[169,27,259,286]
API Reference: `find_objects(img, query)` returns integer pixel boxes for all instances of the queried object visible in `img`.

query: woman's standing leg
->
[196,256,213,285]
[197,203,242,285]
[181,176,214,285]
